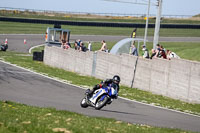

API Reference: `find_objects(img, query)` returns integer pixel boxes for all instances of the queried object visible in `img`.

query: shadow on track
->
[99,109,146,116]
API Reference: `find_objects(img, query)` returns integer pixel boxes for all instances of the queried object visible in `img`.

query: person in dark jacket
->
[88,75,120,98]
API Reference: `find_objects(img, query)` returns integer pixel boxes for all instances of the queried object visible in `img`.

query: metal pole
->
[144,0,151,46]
[153,0,162,49]
[137,41,140,55]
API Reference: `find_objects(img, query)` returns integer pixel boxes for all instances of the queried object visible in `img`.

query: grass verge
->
[1,11,200,24]
[0,100,194,133]
[0,48,200,116]
[0,21,200,37]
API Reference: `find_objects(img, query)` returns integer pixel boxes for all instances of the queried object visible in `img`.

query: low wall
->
[44,45,200,103]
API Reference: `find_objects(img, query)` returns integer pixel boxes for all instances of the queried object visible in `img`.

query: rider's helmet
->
[113,75,120,84]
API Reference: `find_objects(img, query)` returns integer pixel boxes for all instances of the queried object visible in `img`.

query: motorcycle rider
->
[88,75,120,99]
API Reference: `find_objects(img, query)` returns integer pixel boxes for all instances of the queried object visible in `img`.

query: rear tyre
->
[95,96,108,110]
[80,98,88,108]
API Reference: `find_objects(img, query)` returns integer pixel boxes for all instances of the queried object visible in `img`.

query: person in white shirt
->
[88,41,92,51]
[99,40,108,52]
[166,50,180,60]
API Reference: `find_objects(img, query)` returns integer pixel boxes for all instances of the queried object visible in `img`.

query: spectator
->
[79,42,87,52]
[150,49,156,59]
[130,43,138,56]
[66,41,71,48]
[166,50,180,60]
[61,39,66,49]
[74,41,79,50]
[155,44,161,58]
[63,41,70,50]
[88,41,92,51]
[61,40,70,50]
[99,40,108,52]
[159,45,167,59]
[45,32,48,42]
[77,39,82,47]
[142,45,149,59]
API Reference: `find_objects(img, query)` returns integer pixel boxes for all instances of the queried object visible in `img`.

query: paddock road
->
[0,61,200,132]
[0,34,200,53]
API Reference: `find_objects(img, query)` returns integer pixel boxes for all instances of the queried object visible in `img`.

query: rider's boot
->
[87,84,101,97]
[107,99,113,104]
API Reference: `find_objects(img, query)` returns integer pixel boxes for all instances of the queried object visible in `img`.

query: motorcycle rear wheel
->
[95,96,108,110]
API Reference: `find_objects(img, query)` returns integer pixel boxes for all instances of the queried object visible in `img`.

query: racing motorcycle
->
[80,84,118,110]
[0,43,8,51]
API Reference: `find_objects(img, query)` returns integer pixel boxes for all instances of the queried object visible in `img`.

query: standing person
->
[99,40,108,52]
[130,43,138,56]
[88,41,92,51]
[45,32,48,42]
[142,45,149,59]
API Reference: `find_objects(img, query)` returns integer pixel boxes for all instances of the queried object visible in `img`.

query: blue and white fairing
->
[89,84,117,105]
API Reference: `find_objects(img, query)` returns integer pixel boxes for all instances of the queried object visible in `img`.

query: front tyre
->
[95,96,109,110]
[80,98,88,108]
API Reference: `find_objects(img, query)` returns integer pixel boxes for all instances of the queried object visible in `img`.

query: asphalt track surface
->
[0,34,200,53]
[0,34,200,132]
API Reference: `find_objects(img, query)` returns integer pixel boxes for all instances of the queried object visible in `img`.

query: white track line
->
[29,44,45,54]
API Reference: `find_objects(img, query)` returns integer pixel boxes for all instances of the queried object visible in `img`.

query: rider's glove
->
[93,84,101,89]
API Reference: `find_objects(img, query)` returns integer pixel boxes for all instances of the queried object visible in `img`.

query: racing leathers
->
[88,79,120,99]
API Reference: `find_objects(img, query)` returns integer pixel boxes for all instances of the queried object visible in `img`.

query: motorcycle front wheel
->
[80,97,89,108]
[95,96,109,110]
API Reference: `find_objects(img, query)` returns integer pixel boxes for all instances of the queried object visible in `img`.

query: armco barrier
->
[44,45,200,103]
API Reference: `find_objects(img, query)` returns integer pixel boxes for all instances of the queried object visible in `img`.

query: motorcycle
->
[0,44,8,51]
[80,84,118,110]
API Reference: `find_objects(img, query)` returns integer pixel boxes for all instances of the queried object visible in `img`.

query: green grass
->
[1,10,200,24]
[0,101,193,133]
[120,86,200,114]
[142,42,200,62]
[31,45,45,54]
[0,21,200,37]
[157,42,200,61]
[0,48,200,116]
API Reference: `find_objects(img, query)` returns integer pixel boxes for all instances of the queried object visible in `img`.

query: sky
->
[1,0,200,16]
